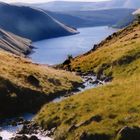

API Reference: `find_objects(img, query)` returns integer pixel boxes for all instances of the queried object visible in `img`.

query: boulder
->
[11,120,17,126]
[92,44,98,51]
[29,136,39,140]
[80,132,111,140]
[75,115,103,129]
[117,126,140,140]
[67,125,76,132]
[27,75,40,87]
[11,135,28,140]
[19,125,29,134]
[16,117,24,123]
[0,127,2,131]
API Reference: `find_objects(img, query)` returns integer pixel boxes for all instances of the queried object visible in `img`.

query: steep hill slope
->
[133,8,140,15]
[0,2,78,41]
[108,0,140,9]
[49,9,135,28]
[113,8,140,28]
[0,28,31,56]
[0,50,81,119]
[35,22,140,140]
[113,13,135,28]
[28,0,140,11]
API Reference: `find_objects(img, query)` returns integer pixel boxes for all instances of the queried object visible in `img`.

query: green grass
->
[35,22,140,140]
[0,50,81,118]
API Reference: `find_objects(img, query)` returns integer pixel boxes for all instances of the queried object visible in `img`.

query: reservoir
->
[31,26,116,65]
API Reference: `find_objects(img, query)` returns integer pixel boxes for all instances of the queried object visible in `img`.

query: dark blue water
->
[31,26,116,65]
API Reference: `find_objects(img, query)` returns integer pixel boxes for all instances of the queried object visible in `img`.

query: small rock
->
[79,84,86,89]
[11,135,28,140]
[75,115,102,128]
[92,44,98,51]
[19,125,28,134]
[89,80,99,85]
[15,117,24,122]
[67,125,76,132]
[104,77,113,82]
[108,114,117,119]
[11,120,17,126]
[0,136,2,140]
[29,135,39,140]
[27,75,40,87]
[107,35,112,40]
[23,120,30,125]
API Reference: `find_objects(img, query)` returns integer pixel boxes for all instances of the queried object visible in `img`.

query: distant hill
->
[14,1,137,29]
[47,11,86,28]
[0,2,78,41]
[48,9,135,28]
[133,8,140,15]
[113,13,135,28]
[108,0,140,9]
[0,28,31,56]
[113,8,140,28]
[26,0,140,11]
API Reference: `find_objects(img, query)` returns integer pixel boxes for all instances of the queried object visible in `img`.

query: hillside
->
[0,50,81,119]
[113,13,135,28]
[133,8,140,15]
[35,22,140,140]
[108,0,140,9]
[48,9,135,28]
[0,28,32,56]
[28,0,140,11]
[113,8,140,28]
[0,2,78,41]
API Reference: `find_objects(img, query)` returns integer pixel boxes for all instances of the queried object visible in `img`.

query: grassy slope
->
[0,50,81,118]
[35,22,140,140]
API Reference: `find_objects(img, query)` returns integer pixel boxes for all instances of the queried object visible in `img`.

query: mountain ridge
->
[48,8,135,28]
[0,28,32,56]
[25,0,140,11]
[0,2,78,41]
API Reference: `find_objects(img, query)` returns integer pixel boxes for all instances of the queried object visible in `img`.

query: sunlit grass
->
[35,22,140,140]
[0,50,81,118]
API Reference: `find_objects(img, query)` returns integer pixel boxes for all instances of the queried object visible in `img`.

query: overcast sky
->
[0,0,109,4]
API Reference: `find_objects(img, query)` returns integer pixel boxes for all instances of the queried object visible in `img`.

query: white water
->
[0,75,101,140]
[0,131,52,140]
[53,75,101,103]
[0,113,52,140]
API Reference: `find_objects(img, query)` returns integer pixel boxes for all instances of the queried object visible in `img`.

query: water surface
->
[31,26,116,65]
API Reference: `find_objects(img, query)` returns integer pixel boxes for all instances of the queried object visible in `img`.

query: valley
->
[0,0,140,140]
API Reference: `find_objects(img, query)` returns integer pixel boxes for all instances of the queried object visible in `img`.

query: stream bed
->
[0,74,104,140]
[0,26,116,140]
